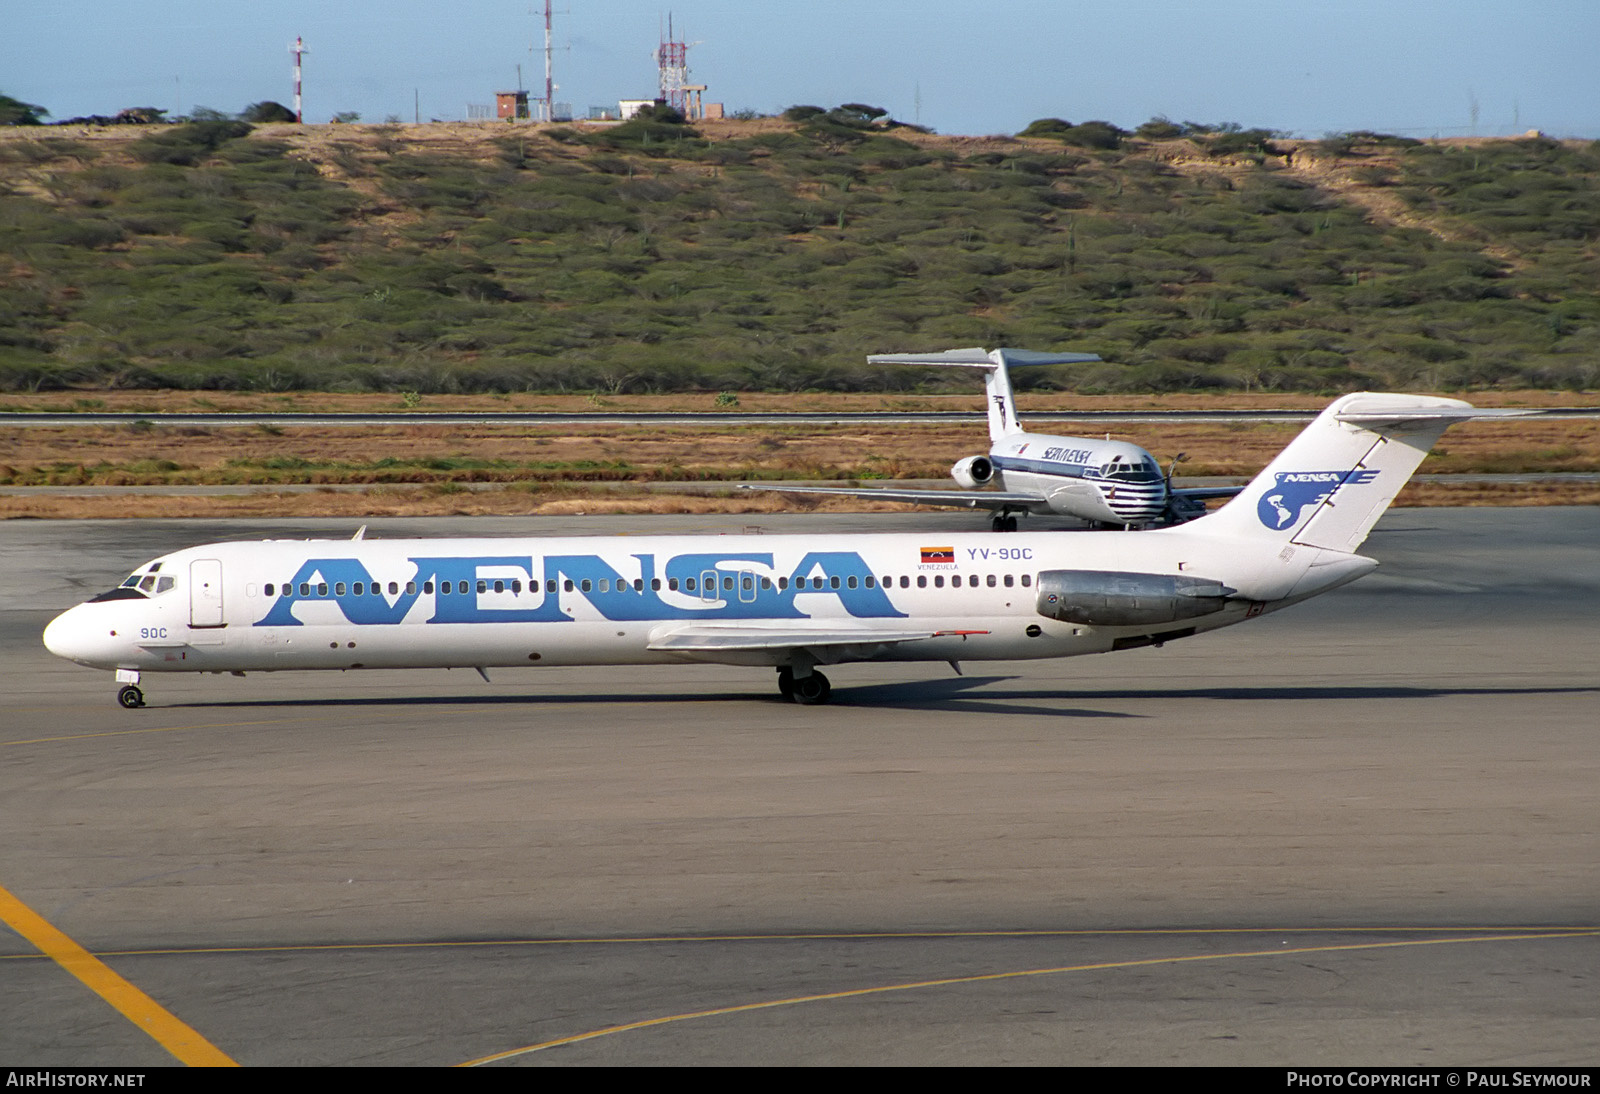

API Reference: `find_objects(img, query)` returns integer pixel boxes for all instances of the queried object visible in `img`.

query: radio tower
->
[655,14,689,115]
[541,0,554,122]
[290,37,308,123]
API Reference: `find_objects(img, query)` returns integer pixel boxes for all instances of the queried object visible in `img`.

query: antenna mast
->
[543,0,555,122]
[290,37,308,123]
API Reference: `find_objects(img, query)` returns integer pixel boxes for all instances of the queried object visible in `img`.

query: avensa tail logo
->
[1257,470,1380,529]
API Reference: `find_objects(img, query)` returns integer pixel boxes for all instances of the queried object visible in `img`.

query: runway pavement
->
[1,510,1595,1065]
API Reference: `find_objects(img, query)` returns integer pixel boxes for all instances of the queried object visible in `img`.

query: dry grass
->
[0,485,915,521]
[3,480,1593,521]
[3,417,1598,489]
[3,395,1597,519]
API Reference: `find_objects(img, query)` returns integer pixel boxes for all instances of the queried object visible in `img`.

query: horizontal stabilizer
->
[1336,406,1539,427]
[867,347,1101,369]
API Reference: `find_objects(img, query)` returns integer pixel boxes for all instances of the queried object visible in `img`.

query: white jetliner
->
[44,393,1508,709]
[744,347,1242,529]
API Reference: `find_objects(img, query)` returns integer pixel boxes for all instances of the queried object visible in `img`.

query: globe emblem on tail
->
[1257,470,1379,530]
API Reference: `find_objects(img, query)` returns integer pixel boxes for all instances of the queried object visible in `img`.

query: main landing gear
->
[990,513,1019,532]
[777,667,832,705]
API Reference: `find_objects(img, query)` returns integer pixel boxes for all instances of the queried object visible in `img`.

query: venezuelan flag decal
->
[920,546,955,565]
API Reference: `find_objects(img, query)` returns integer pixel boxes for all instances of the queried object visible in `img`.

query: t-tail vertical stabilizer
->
[1197,392,1502,553]
[866,347,1100,443]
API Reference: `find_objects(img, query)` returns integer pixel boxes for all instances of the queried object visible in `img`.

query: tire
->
[791,672,832,706]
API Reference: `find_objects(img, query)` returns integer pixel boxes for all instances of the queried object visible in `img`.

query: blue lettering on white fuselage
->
[255,550,906,627]
[1039,446,1095,465]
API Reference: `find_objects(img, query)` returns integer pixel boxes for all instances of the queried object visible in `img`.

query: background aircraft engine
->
[1035,570,1233,627]
[951,455,995,488]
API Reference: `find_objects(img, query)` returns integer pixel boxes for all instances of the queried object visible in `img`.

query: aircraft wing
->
[737,483,1050,512]
[647,621,983,654]
[1171,485,1245,502]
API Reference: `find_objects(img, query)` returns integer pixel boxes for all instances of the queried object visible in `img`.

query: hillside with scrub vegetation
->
[2,106,1598,396]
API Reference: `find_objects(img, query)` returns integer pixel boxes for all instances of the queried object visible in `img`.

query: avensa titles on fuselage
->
[44,393,1518,708]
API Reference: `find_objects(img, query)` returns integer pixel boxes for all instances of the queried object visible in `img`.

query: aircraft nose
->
[43,605,96,663]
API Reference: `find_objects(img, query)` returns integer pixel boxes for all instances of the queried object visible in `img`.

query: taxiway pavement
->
[1,511,1595,1065]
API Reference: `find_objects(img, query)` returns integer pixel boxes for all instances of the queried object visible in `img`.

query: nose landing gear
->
[115,669,144,709]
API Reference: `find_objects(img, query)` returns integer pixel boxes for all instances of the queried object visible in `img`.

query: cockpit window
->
[99,566,174,601]
[89,587,148,603]
[1102,459,1162,483]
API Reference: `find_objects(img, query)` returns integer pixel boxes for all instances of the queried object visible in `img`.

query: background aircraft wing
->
[737,483,1049,512]
[1171,485,1245,501]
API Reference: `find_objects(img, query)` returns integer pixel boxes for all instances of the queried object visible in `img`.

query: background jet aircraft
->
[44,393,1518,708]
[745,347,1241,530]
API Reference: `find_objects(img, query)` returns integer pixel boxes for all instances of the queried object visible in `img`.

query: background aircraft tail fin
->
[866,347,1100,443]
[1196,392,1501,553]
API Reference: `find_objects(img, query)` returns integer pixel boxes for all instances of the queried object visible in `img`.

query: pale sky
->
[6,1,1597,138]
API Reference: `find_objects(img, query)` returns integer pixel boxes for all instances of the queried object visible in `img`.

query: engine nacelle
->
[951,455,994,489]
[1035,570,1233,627]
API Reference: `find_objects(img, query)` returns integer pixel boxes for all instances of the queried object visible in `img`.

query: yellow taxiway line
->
[0,882,237,1067]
